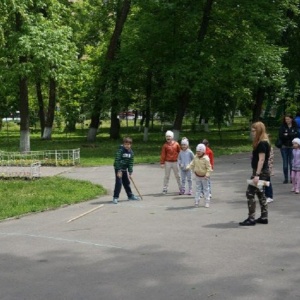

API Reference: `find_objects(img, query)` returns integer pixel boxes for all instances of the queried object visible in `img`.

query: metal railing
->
[0,149,80,167]
[0,162,41,179]
[0,149,80,179]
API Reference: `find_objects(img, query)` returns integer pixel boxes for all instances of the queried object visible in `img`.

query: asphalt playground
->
[0,149,299,300]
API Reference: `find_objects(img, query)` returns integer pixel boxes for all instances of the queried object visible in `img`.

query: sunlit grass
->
[0,118,278,166]
[0,177,106,220]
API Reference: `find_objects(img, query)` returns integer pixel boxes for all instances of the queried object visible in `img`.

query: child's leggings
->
[194,176,209,203]
[291,170,300,192]
[180,169,192,191]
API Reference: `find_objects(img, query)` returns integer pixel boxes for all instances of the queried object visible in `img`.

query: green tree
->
[84,0,132,142]
[0,0,78,148]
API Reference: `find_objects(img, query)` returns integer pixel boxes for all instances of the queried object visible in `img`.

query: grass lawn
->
[0,118,278,220]
[0,177,106,220]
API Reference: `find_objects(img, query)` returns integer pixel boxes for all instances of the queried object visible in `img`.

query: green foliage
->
[0,0,79,129]
[1,0,300,139]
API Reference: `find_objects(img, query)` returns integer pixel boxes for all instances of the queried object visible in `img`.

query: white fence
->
[0,149,80,166]
[0,162,41,179]
[0,149,80,179]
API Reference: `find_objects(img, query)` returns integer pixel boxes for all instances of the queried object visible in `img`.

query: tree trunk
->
[36,80,45,137]
[110,95,120,140]
[139,110,146,132]
[16,12,30,152]
[110,112,120,139]
[173,90,190,133]
[143,127,149,142]
[173,0,214,133]
[197,0,214,44]
[252,87,265,122]
[109,67,121,139]
[87,126,98,143]
[133,109,138,129]
[87,112,101,142]
[42,78,56,140]
[19,76,30,152]
[143,70,152,142]
[42,127,53,140]
[87,0,131,142]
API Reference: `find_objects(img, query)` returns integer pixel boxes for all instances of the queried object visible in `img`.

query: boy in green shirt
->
[112,137,140,204]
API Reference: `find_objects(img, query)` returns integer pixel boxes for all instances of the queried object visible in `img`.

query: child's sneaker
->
[128,194,140,201]
[162,187,167,194]
[266,198,273,203]
[179,188,185,195]
[187,190,192,195]
[205,203,210,208]
[112,197,118,204]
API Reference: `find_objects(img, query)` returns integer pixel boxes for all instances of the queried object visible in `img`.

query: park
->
[1,1,300,299]
[0,148,300,299]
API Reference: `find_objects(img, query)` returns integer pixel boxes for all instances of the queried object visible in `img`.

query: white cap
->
[196,143,206,152]
[181,138,189,146]
[165,130,174,138]
[292,138,300,146]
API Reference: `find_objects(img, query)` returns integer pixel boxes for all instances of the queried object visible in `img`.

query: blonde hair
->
[251,121,269,149]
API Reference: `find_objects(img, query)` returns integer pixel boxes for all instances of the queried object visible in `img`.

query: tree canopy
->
[1,0,300,147]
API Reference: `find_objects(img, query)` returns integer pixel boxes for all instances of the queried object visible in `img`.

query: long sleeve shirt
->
[205,147,214,169]
[279,124,298,147]
[160,141,181,164]
[292,148,300,171]
[178,149,194,169]
[113,145,134,174]
[187,154,212,177]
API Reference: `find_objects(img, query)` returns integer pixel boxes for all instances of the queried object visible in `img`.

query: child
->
[202,139,214,198]
[112,137,140,204]
[291,138,300,194]
[265,144,274,203]
[160,130,181,194]
[186,143,212,207]
[178,138,194,195]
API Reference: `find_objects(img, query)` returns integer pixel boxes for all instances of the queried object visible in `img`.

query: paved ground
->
[0,149,299,300]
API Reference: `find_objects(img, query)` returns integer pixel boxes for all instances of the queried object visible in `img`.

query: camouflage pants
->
[246,170,269,219]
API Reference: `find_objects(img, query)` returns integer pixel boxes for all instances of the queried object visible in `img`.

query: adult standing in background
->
[278,114,298,183]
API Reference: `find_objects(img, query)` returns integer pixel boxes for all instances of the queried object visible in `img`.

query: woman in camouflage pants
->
[239,122,271,226]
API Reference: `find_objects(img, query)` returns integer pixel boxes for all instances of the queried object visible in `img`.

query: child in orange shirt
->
[160,130,181,194]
